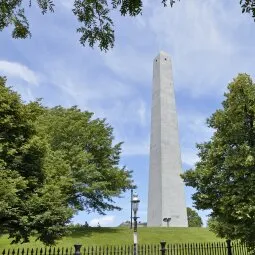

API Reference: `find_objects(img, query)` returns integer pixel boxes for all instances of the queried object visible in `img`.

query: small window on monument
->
[165,58,167,61]
[156,59,157,62]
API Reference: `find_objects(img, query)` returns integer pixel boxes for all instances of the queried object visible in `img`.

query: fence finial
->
[74,245,82,255]
[226,240,232,255]
[160,241,167,255]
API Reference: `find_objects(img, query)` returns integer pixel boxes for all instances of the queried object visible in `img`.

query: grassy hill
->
[0,227,224,249]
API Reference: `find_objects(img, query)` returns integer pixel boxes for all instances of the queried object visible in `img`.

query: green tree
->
[36,106,133,214]
[1,0,255,51]
[187,207,203,227]
[0,77,133,244]
[181,74,255,251]
[0,77,73,245]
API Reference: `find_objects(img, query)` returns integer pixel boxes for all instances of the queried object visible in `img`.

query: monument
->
[147,51,188,227]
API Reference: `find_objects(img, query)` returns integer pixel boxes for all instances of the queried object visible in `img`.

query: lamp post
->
[130,188,133,229]
[132,192,140,255]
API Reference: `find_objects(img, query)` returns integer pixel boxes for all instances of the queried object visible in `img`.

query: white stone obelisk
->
[147,51,188,227]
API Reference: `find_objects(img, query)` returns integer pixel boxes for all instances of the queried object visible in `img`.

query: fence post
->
[226,240,232,255]
[74,245,82,255]
[160,241,167,255]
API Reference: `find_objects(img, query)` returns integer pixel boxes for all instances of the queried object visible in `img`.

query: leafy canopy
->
[0,77,133,245]
[0,76,72,245]
[181,74,255,250]
[187,207,203,227]
[36,106,133,214]
[1,0,255,51]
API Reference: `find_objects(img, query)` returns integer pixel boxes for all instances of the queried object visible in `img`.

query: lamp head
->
[132,192,140,214]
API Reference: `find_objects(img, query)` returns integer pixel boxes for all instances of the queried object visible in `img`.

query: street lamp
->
[132,192,140,255]
[163,217,171,227]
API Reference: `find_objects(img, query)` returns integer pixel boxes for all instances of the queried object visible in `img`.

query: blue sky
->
[1,0,255,228]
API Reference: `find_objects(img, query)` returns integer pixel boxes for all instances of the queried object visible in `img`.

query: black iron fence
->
[1,240,251,255]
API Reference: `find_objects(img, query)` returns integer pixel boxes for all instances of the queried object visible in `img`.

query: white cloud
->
[179,112,214,143]
[58,0,73,9]
[150,1,234,52]
[0,60,39,85]
[179,111,214,167]
[100,46,152,85]
[122,140,149,156]
[181,148,199,167]
[89,215,116,227]
[137,100,147,126]
[42,59,136,105]
[97,99,149,129]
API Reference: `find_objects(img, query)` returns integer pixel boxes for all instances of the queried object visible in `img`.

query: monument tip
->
[158,51,169,57]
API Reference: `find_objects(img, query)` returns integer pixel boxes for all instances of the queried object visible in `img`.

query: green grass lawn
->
[0,227,223,249]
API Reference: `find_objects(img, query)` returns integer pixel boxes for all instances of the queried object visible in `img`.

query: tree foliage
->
[1,0,255,51]
[181,74,255,251]
[0,77,74,244]
[0,77,133,245]
[187,207,203,227]
[36,106,132,214]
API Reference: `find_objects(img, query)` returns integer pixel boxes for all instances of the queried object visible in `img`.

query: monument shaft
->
[147,52,188,227]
